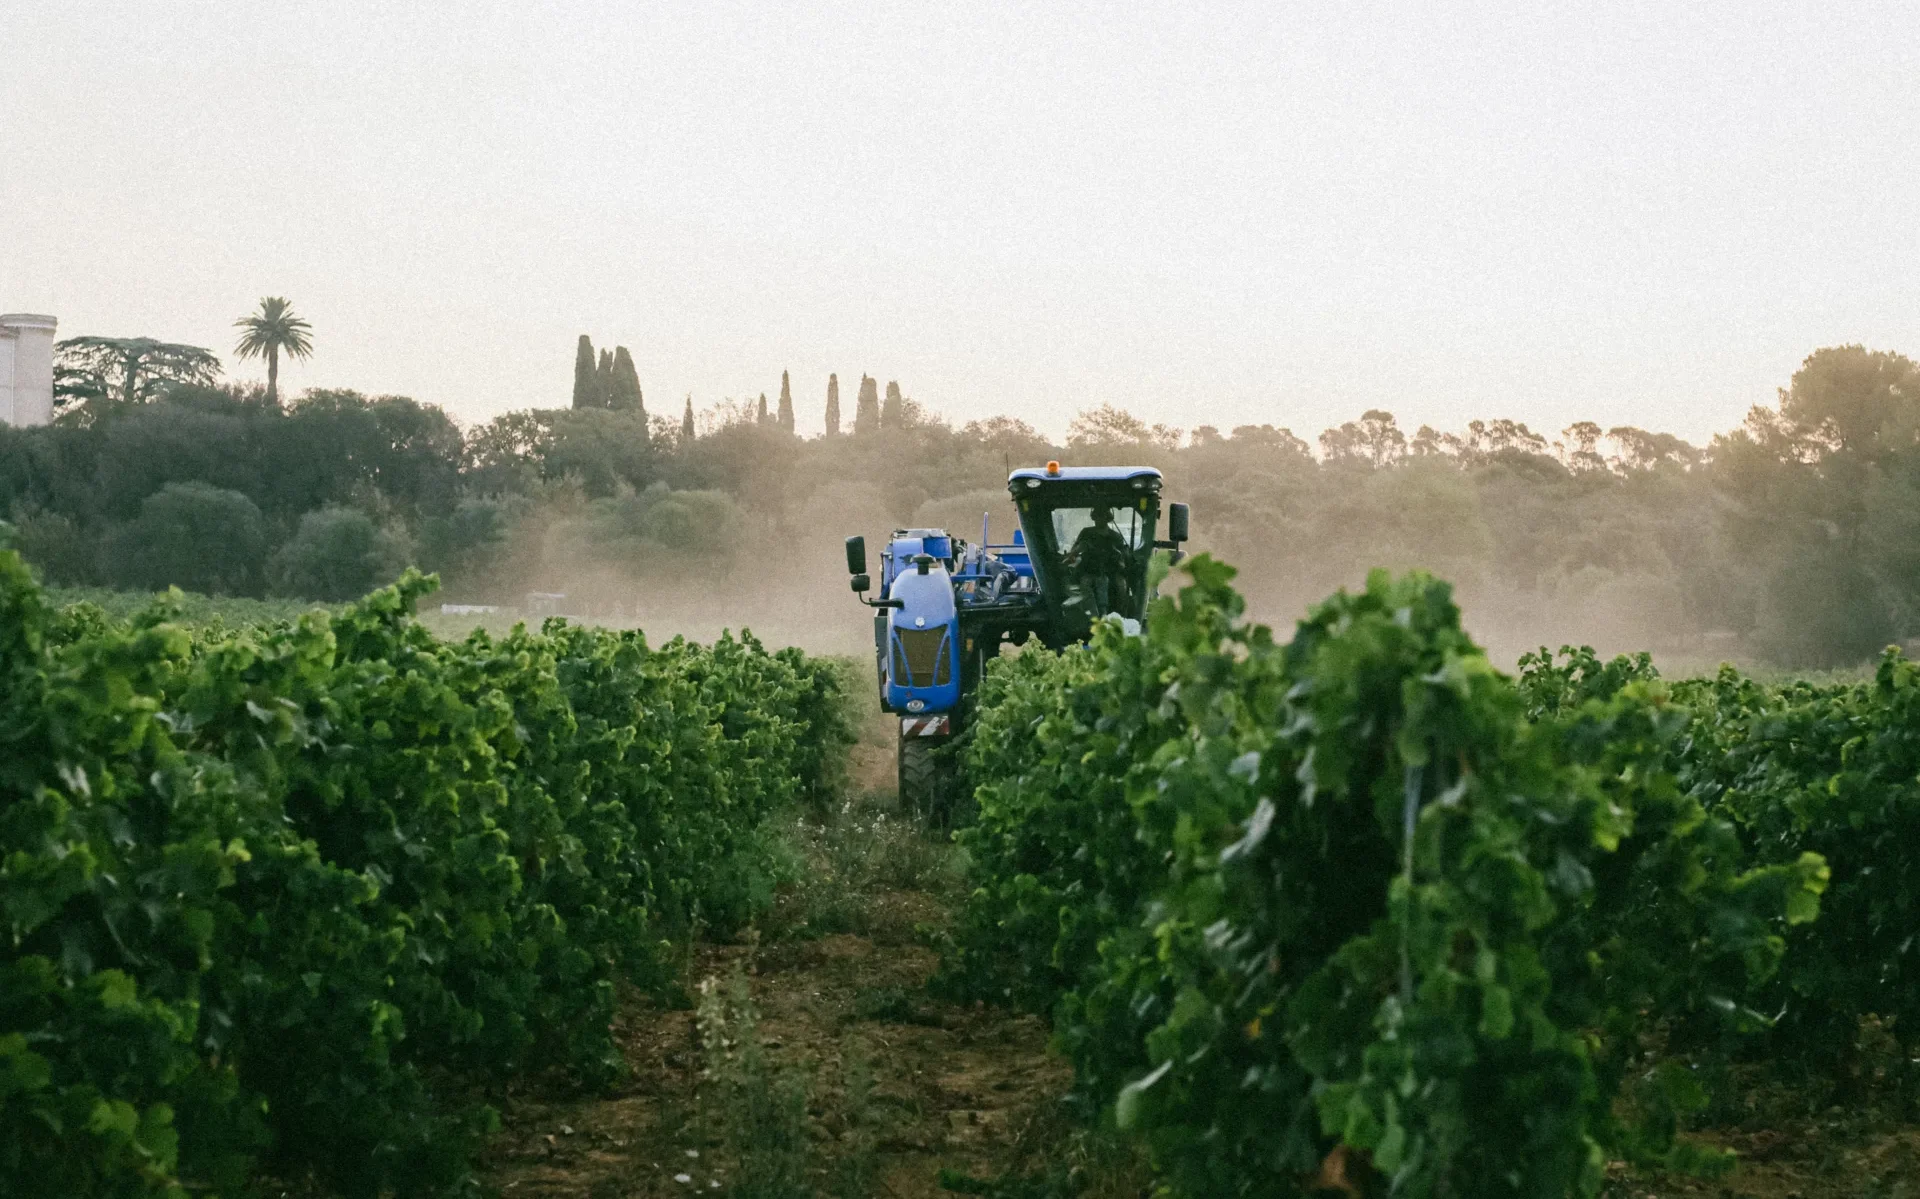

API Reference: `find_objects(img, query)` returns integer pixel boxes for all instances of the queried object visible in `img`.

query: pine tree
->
[681,395,696,441]
[596,350,614,409]
[777,370,795,434]
[825,374,841,436]
[572,335,597,408]
[881,380,904,429]
[854,375,881,435]
[610,346,644,413]
[757,393,770,425]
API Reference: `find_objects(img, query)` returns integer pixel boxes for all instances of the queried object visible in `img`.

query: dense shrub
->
[417,494,523,579]
[101,482,269,596]
[268,505,405,601]
[8,508,96,585]
[1520,644,1920,1078]
[94,402,262,519]
[0,540,853,1197]
[944,557,1826,1197]
[582,486,747,576]
[1667,658,1920,1073]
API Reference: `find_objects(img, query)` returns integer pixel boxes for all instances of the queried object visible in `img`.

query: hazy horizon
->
[4,2,1917,443]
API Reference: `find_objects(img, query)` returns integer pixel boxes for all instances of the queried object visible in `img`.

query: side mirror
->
[850,573,870,594]
[845,535,867,575]
[1167,503,1189,544]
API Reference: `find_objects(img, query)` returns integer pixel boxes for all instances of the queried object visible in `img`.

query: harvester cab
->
[1006,463,1187,646]
[845,462,1189,816]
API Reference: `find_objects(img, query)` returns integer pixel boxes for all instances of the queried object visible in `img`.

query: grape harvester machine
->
[842,462,1188,813]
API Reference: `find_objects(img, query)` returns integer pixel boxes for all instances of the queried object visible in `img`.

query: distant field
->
[45,584,592,643]
[44,585,338,626]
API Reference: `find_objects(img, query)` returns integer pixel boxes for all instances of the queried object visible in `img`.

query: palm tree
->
[233,297,314,406]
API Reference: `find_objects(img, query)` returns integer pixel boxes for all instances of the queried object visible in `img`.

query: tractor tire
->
[898,733,940,820]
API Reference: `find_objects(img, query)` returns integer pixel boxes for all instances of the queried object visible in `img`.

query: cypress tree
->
[757,393,770,425]
[681,395,696,441]
[610,346,644,414]
[824,374,841,436]
[572,335,596,408]
[777,370,795,434]
[881,380,904,429]
[854,375,880,436]
[596,350,614,409]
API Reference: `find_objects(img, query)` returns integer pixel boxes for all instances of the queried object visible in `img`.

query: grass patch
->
[827,1034,879,1199]
[775,791,965,938]
[696,960,812,1198]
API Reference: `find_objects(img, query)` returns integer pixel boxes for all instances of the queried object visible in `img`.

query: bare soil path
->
[478,909,1076,1198]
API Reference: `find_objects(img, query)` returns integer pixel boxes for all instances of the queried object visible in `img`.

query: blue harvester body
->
[846,465,1188,814]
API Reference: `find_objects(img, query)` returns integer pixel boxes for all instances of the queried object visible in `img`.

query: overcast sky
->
[3,1,1916,442]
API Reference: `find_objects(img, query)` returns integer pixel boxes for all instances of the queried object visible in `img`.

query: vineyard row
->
[0,547,855,1197]
[941,555,1915,1198]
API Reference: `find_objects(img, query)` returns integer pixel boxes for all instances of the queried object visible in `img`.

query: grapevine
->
[0,546,853,1197]
[947,556,1830,1197]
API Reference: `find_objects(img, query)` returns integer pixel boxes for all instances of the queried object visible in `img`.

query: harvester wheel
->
[898,734,942,820]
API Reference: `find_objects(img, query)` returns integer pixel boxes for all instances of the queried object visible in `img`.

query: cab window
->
[1049,506,1146,551]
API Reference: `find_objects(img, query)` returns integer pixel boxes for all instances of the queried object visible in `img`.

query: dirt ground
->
[476,891,1086,1198]
[1608,1119,1920,1198]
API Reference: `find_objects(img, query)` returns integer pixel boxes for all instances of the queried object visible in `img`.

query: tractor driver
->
[1065,506,1130,614]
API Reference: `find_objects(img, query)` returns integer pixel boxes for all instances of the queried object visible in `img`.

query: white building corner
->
[0,313,58,428]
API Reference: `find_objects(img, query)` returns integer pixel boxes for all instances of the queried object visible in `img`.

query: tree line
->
[564,331,931,440]
[6,328,1917,666]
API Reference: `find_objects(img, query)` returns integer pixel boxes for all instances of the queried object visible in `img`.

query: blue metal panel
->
[884,558,962,713]
[880,530,960,591]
